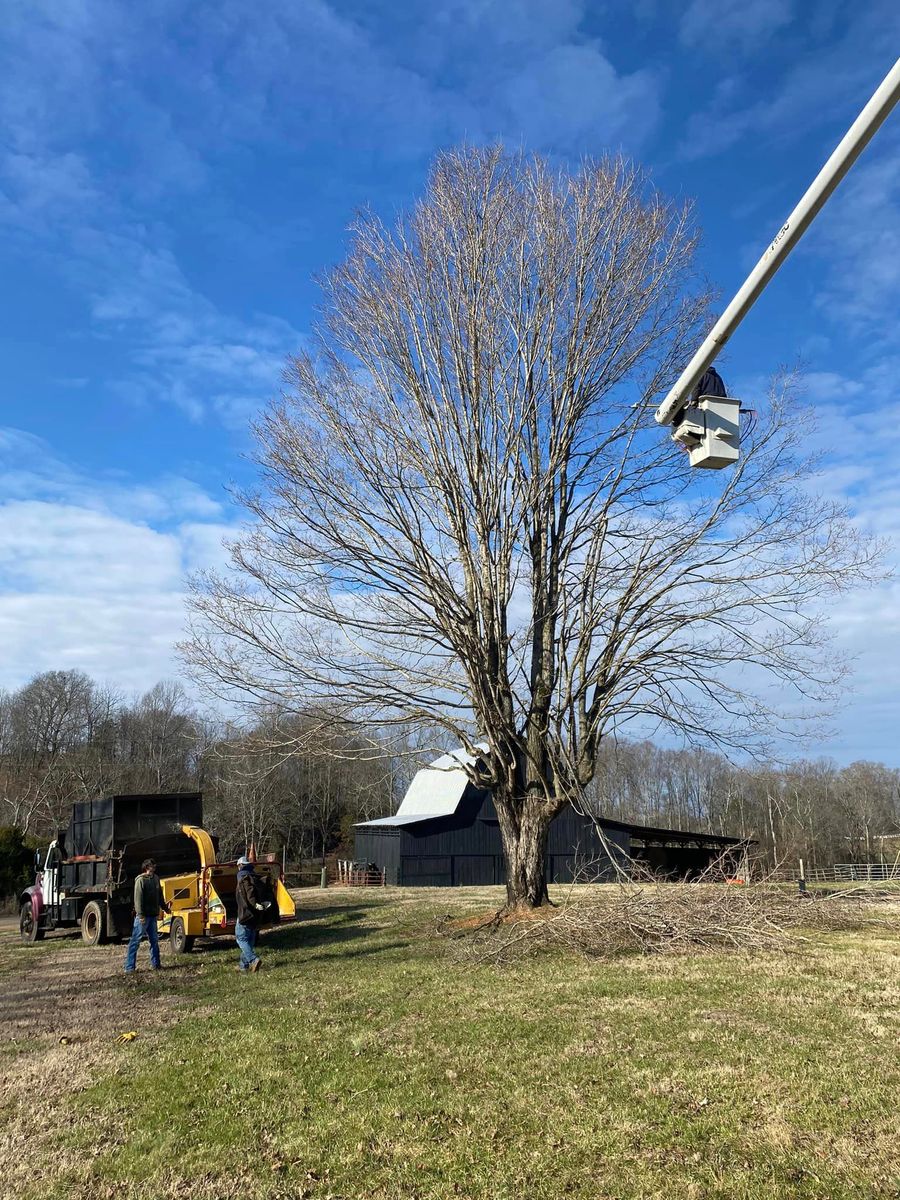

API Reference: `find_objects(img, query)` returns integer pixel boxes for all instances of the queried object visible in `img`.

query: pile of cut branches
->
[445,881,889,964]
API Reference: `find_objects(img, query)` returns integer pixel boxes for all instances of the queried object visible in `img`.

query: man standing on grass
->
[124,858,169,974]
[235,855,271,973]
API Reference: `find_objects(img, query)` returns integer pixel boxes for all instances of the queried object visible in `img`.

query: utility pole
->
[656,56,900,465]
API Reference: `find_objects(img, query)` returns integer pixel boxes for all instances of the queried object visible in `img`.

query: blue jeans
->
[124,916,161,971]
[235,920,260,971]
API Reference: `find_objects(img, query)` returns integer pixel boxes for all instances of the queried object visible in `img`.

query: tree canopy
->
[183,146,882,906]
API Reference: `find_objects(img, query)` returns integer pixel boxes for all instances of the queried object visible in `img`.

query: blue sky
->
[1,1,899,761]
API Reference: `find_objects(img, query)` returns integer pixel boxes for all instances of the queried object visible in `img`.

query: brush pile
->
[447,879,892,964]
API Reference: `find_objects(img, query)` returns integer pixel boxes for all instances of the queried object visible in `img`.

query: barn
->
[353,748,749,886]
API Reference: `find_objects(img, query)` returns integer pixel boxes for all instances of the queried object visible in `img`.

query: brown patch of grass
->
[439,903,555,933]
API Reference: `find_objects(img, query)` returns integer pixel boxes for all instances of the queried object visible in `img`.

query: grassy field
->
[1,887,899,1200]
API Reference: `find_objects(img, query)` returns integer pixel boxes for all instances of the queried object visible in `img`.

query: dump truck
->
[20,792,206,945]
[19,792,295,948]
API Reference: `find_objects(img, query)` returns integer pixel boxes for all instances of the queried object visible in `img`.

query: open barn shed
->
[354,750,748,887]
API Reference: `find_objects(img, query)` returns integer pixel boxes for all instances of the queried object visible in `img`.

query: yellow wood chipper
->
[157,825,296,953]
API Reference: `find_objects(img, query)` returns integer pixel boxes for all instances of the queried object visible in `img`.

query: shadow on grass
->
[184,904,405,961]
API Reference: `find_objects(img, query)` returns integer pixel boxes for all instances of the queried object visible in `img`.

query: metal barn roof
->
[355,745,486,829]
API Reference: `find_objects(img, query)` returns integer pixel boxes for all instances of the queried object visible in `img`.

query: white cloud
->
[773,365,900,761]
[0,428,226,522]
[498,43,660,152]
[0,427,238,693]
[715,362,900,764]
[57,225,299,425]
[0,502,182,594]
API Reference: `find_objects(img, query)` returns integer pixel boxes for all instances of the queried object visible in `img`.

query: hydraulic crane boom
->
[656,56,900,430]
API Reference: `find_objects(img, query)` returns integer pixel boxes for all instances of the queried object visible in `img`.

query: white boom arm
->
[656,56,900,427]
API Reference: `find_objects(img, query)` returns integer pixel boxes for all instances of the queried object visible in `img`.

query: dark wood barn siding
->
[357,790,630,886]
[354,788,744,887]
[395,786,500,885]
[353,826,401,884]
[547,807,630,881]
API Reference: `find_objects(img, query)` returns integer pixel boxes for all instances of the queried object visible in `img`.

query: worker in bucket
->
[672,365,729,439]
[124,858,170,973]
[235,855,272,973]
[691,364,728,403]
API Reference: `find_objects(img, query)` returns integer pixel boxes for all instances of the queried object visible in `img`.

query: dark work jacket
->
[133,872,164,918]
[692,366,728,402]
[236,870,262,928]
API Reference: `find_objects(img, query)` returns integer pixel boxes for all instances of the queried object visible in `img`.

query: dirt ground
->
[0,919,184,1035]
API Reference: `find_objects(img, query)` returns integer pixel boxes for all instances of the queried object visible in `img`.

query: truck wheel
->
[19,901,44,944]
[170,918,195,954]
[81,901,108,946]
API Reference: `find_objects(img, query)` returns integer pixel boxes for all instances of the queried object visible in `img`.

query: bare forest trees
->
[1,675,897,874]
[0,672,201,834]
[202,718,404,862]
[184,146,881,908]
[0,671,118,833]
[0,670,400,867]
[117,681,200,793]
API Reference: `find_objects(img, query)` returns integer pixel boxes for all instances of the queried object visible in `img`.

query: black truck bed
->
[62,793,203,858]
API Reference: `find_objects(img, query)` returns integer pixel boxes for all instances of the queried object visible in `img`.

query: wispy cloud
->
[678,0,794,52]
[0,428,226,522]
[809,131,900,332]
[762,365,900,761]
[80,232,300,425]
[0,1,662,430]
[676,6,900,161]
[719,361,900,760]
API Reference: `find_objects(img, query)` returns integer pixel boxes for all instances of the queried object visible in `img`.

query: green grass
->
[4,889,900,1200]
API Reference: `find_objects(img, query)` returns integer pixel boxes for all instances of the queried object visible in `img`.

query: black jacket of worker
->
[236,868,266,928]
[236,868,274,931]
[691,366,728,402]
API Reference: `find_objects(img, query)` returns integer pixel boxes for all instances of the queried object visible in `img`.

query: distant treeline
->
[2,670,898,870]
[589,740,900,869]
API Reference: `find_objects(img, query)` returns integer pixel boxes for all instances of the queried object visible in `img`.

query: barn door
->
[452,856,496,886]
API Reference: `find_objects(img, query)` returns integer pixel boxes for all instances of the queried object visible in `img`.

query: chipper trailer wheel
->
[19,901,44,944]
[81,900,108,946]
[170,918,195,955]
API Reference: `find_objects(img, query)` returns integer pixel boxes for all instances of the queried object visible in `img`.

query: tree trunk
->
[494,795,553,909]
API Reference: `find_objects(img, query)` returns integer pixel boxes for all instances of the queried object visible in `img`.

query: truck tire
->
[170,918,195,955]
[19,901,45,944]
[81,900,108,946]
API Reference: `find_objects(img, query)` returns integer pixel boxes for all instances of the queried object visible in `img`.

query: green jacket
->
[133,872,164,918]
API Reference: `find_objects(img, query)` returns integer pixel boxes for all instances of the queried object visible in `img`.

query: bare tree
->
[0,670,98,833]
[836,761,898,863]
[183,146,881,909]
[118,681,200,793]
